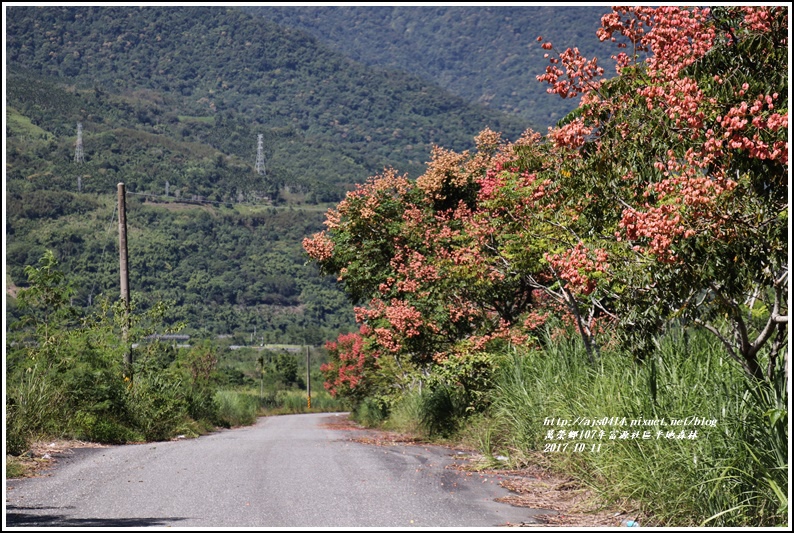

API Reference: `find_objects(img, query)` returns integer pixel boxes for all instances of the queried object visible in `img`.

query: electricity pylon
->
[74,122,85,164]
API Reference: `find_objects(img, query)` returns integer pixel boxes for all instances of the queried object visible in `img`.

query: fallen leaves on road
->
[322,413,648,527]
[8,439,109,479]
[449,454,643,527]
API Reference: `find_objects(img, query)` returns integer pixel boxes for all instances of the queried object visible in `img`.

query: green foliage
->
[125,373,188,442]
[416,385,467,438]
[6,6,527,198]
[5,362,65,454]
[351,396,389,428]
[6,195,358,341]
[273,351,300,386]
[426,349,506,414]
[247,5,613,128]
[257,388,341,415]
[214,390,259,428]
[487,327,787,526]
[5,252,231,450]
[70,411,139,444]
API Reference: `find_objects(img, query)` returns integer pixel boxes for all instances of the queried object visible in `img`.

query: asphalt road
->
[5,413,551,528]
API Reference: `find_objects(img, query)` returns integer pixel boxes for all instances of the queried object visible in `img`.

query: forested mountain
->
[244,5,614,128]
[5,6,535,340]
[6,6,528,197]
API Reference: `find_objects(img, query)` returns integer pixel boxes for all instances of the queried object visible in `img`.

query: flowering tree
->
[536,6,788,381]
[304,141,554,402]
[307,6,788,402]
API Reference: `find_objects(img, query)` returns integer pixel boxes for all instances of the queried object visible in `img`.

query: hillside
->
[6,6,529,197]
[244,5,614,128]
[5,6,539,340]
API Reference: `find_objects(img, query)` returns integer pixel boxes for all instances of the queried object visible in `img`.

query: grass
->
[259,388,345,416]
[484,326,788,527]
[6,456,27,479]
[6,107,54,140]
[214,389,260,427]
[372,324,787,527]
[177,115,216,125]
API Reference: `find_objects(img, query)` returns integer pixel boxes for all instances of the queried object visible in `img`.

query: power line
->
[87,200,118,307]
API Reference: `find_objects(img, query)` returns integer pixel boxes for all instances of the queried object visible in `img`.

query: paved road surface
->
[5,413,551,528]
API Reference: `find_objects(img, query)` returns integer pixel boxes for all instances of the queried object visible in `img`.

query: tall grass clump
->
[382,390,425,435]
[351,396,389,427]
[5,363,66,455]
[259,388,344,415]
[490,325,788,527]
[380,386,469,439]
[214,390,259,427]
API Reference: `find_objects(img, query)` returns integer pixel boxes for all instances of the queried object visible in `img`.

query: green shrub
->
[185,385,219,423]
[126,374,188,441]
[214,390,258,427]
[69,411,139,444]
[352,396,389,427]
[418,385,467,438]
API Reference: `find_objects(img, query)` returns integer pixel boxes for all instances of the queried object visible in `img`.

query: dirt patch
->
[319,414,422,445]
[447,456,644,527]
[350,433,426,446]
[321,414,468,448]
[8,439,109,479]
[318,414,365,432]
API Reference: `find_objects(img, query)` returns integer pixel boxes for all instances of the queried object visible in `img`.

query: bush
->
[214,390,258,427]
[418,385,467,438]
[185,385,219,423]
[69,411,139,444]
[126,374,188,442]
[352,396,389,427]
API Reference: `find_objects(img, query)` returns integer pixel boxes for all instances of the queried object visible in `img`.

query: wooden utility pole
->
[306,345,311,409]
[118,183,132,369]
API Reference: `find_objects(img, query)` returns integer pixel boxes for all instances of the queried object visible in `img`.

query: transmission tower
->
[74,122,85,164]
[255,134,265,175]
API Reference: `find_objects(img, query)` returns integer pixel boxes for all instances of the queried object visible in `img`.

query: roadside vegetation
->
[364,323,787,527]
[304,7,788,527]
[4,6,787,527]
[5,251,343,479]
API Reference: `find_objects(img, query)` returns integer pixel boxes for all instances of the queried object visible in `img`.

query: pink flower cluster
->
[302,231,334,262]
[741,6,775,32]
[718,94,788,165]
[550,117,594,149]
[385,299,424,338]
[618,205,686,262]
[322,326,372,396]
[536,41,604,99]
[544,243,609,295]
